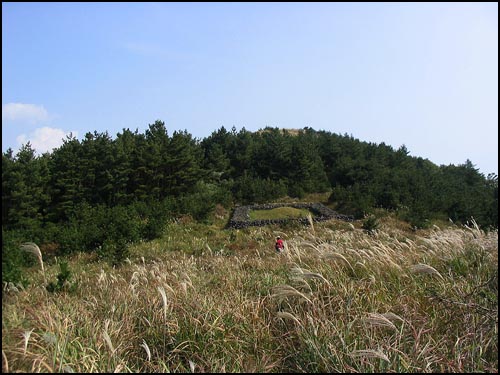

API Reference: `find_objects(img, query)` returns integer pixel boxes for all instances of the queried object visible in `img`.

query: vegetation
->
[2,214,497,372]
[46,260,76,294]
[2,123,497,284]
[362,215,380,235]
[249,207,313,220]
[2,122,498,371]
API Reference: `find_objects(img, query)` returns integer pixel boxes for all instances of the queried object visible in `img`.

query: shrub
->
[56,203,144,256]
[288,185,305,199]
[46,260,76,293]
[399,205,432,230]
[175,182,232,222]
[233,177,288,204]
[2,229,29,286]
[56,222,85,255]
[329,185,374,219]
[130,200,169,240]
[362,215,379,234]
[99,237,129,267]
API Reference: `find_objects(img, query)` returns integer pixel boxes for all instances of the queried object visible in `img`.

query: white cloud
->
[16,127,78,154]
[2,103,50,124]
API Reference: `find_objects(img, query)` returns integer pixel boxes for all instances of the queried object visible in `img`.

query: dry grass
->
[410,263,444,279]
[350,349,390,362]
[20,242,44,273]
[2,217,498,372]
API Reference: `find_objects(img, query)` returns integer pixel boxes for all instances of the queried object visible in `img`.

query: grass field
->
[2,210,498,373]
[249,206,313,220]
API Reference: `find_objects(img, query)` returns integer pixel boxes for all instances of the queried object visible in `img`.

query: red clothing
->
[275,239,284,250]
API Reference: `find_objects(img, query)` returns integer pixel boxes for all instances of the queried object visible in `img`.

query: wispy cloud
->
[16,127,78,154]
[2,103,50,124]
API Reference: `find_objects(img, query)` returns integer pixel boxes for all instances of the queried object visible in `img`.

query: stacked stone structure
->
[228,203,354,229]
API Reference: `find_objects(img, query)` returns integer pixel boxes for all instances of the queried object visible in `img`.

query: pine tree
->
[167,130,203,196]
[144,120,170,200]
[48,134,84,222]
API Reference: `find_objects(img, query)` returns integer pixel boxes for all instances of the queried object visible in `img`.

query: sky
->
[2,2,498,176]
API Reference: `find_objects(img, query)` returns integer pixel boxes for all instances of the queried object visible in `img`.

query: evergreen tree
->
[2,143,49,232]
[48,134,84,222]
[167,130,204,196]
[144,120,170,200]
[201,127,232,182]
[2,119,498,278]
[2,148,17,228]
[113,128,136,205]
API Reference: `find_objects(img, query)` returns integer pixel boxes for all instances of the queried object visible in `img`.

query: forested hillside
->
[2,121,497,283]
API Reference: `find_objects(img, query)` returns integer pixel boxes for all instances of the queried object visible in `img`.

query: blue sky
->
[2,2,498,175]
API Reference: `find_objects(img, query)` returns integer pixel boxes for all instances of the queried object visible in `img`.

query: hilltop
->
[2,122,497,371]
[3,123,497,285]
[256,127,303,136]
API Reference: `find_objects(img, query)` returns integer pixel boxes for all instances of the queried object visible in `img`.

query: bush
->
[106,205,141,244]
[233,176,288,204]
[2,229,30,286]
[330,185,374,219]
[129,200,167,240]
[56,222,85,255]
[362,215,379,234]
[288,185,305,199]
[46,260,76,293]
[98,237,129,267]
[56,203,144,256]
[398,205,432,230]
[174,182,233,222]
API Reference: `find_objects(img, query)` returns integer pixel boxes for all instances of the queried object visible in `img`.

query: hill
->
[2,122,497,299]
[2,212,497,372]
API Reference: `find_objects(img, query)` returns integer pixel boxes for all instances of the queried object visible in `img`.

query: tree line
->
[2,121,497,282]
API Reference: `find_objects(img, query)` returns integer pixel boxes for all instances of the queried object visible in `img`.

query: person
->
[275,236,284,253]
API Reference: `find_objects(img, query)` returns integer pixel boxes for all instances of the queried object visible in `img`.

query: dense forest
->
[2,121,498,283]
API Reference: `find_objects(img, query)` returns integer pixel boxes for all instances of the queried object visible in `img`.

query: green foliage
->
[233,174,288,204]
[132,200,170,241]
[99,238,129,267]
[362,215,379,234]
[2,123,497,279]
[329,184,374,219]
[407,212,432,230]
[2,215,498,372]
[55,222,84,256]
[397,202,432,230]
[173,181,229,222]
[46,260,76,293]
[54,203,153,256]
[2,144,50,232]
[447,256,469,277]
[2,229,29,286]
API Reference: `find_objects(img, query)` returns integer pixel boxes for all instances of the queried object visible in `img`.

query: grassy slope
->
[2,209,498,373]
[249,207,313,220]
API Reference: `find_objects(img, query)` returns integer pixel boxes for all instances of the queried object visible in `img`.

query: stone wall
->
[227,202,354,229]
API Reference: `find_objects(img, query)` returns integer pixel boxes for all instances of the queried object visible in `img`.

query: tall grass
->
[20,242,44,274]
[2,216,497,372]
